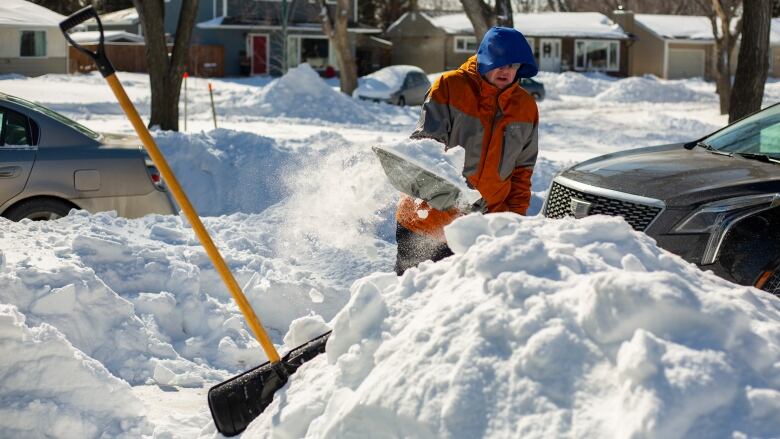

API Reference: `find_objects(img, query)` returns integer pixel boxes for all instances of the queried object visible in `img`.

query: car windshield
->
[704,104,780,158]
[1,94,100,140]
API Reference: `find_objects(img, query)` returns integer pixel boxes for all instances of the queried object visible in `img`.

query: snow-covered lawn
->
[1,65,780,438]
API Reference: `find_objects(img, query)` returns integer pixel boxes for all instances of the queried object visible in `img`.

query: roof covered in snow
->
[0,0,67,27]
[418,12,629,39]
[69,31,145,44]
[635,14,716,40]
[98,7,139,25]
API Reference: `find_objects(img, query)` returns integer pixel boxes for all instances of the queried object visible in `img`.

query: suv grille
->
[544,181,662,231]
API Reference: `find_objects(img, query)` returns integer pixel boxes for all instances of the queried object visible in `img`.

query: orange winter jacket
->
[396,56,539,240]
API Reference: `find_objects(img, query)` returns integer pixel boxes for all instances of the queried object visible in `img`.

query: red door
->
[251,35,267,75]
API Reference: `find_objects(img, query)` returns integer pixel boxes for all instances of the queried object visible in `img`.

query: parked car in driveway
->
[543,103,780,295]
[0,93,176,221]
[520,77,545,101]
[353,65,431,106]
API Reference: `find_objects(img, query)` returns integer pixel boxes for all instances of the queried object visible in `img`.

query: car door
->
[0,107,36,207]
[408,73,430,105]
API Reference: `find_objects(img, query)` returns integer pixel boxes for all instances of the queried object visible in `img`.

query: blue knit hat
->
[477,26,538,78]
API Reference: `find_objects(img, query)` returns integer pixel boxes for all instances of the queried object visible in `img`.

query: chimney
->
[612,7,635,34]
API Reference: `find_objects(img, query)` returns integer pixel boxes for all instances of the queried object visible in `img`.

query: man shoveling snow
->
[390,26,540,275]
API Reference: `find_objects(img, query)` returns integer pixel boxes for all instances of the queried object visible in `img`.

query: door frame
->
[539,38,562,72]
[247,33,270,75]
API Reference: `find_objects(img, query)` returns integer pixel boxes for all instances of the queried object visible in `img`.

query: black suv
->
[543,103,780,295]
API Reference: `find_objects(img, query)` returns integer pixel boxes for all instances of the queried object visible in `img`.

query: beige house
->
[0,0,69,76]
[613,11,780,80]
[386,11,631,75]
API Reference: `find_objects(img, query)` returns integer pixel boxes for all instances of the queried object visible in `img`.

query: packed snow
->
[1,64,780,438]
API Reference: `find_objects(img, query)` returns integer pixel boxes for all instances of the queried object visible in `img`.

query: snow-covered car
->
[353,65,431,106]
[0,93,176,221]
[520,77,545,101]
[543,103,780,295]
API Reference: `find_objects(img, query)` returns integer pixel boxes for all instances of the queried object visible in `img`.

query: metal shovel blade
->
[208,331,332,436]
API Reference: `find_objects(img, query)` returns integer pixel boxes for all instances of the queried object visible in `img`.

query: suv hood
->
[561,143,780,207]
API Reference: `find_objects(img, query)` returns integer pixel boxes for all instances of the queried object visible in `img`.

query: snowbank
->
[248,214,780,439]
[155,128,296,216]
[255,64,385,124]
[537,71,615,97]
[597,76,714,103]
[0,304,151,438]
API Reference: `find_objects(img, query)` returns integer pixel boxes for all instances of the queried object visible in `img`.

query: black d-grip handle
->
[59,6,115,77]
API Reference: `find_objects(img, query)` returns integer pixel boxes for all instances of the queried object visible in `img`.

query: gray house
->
[0,0,69,76]
[386,11,631,75]
[165,0,381,76]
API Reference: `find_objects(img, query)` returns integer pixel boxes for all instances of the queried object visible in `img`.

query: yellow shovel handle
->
[105,74,281,364]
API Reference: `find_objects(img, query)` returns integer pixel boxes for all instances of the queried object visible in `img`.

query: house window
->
[574,40,619,72]
[454,36,477,53]
[20,31,46,57]
[287,36,336,70]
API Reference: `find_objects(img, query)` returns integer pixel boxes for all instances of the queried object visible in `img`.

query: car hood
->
[560,143,780,207]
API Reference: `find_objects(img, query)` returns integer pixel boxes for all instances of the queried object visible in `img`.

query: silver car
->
[0,93,176,221]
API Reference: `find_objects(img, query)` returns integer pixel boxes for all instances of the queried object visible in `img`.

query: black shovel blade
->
[208,331,331,436]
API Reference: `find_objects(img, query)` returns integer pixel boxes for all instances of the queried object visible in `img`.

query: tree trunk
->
[133,0,198,131]
[729,0,771,122]
[460,0,494,42]
[703,0,742,115]
[495,0,513,28]
[320,0,358,94]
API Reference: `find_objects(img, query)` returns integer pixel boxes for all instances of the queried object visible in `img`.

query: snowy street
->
[2,66,780,438]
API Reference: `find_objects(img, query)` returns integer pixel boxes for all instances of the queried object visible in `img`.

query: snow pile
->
[257,63,380,124]
[537,71,614,97]
[597,76,713,103]
[154,128,298,216]
[0,215,256,384]
[248,213,780,438]
[0,304,151,438]
[0,209,362,387]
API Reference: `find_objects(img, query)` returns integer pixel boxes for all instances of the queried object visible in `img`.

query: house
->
[612,11,780,80]
[164,0,382,77]
[612,11,720,79]
[85,7,143,36]
[0,0,69,76]
[385,11,631,75]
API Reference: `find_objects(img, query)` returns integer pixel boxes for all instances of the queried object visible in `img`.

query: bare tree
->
[496,0,514,27]
[729,0,771,122]
[461,0,494,42]
[320,0,358,94]
[697,0,742,115]
[133,0,199,131]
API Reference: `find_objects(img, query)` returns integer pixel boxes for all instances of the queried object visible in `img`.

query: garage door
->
[668,49,705,79]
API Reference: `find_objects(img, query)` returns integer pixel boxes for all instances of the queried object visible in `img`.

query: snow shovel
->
[60,7,331,436]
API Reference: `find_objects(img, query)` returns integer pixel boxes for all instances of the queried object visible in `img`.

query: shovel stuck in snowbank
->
[60,7,331,436]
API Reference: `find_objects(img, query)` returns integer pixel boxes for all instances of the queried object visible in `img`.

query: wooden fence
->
[69,43,224,77]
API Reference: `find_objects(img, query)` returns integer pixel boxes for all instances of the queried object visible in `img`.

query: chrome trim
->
[554,175,667,209]
[549,175,667,232]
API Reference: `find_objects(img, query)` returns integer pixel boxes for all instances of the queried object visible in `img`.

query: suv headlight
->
[673,193,780,264]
